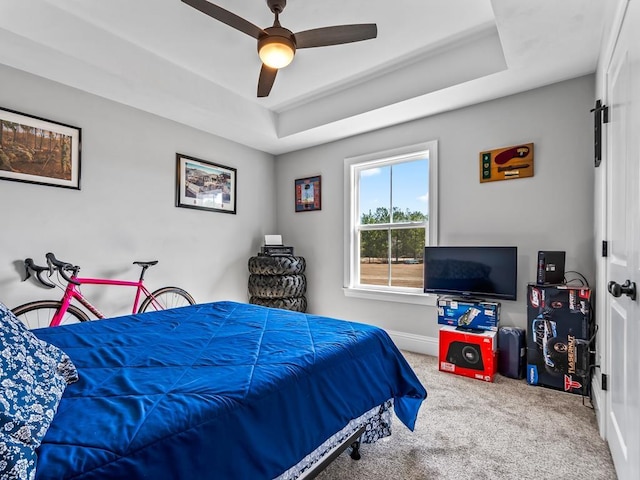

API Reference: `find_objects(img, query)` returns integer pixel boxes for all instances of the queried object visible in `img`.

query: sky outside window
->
[359,157,429,220]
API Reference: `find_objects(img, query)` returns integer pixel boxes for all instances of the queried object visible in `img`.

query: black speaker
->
[537,251,566,285]
[446,341,485,370]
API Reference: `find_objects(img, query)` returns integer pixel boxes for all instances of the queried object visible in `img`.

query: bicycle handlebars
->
[23,258,56,288]
[46,252,81,285]
[23,253,81,287]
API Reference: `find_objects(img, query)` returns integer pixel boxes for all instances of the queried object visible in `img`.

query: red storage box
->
[439,326,497,382]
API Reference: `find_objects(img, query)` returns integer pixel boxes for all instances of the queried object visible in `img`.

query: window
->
[344,141,438,304]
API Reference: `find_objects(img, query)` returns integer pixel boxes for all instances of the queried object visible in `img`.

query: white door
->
[605,1,640,479]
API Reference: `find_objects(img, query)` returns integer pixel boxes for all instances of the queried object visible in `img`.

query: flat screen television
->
[423,246,518,301]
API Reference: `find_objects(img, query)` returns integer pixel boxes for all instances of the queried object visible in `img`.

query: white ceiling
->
[0,0,608,154]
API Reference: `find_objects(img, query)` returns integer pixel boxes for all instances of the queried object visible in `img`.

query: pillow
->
[0,433,37,480]
[0,301,78,480]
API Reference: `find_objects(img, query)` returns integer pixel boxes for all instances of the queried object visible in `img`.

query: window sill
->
[343,287,438,306]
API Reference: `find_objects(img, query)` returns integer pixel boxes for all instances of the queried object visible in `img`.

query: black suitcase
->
[498,327,526,379]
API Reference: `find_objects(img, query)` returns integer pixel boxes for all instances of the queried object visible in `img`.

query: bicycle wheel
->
[11,301,90,330]
[138,287,195,313]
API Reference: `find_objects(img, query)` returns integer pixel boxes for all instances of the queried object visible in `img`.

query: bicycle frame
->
[51,275,159,327]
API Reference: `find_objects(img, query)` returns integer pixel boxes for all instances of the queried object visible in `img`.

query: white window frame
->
[343,141,438,305]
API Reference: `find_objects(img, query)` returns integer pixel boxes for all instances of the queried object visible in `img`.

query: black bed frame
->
[298,425,365,479]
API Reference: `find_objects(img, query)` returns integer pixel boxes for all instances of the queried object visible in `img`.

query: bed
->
[1,300,426,480]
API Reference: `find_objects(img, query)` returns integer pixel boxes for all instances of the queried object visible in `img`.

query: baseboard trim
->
[386,329,438,357]
[590,374,606,439]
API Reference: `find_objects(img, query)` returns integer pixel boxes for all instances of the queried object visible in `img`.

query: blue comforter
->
[33,301,426,479]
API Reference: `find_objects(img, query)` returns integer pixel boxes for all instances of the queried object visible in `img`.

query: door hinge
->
[602,240,608,257]
[602,373,608,391]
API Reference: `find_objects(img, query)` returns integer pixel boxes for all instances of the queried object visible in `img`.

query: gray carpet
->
[318,351,617,480]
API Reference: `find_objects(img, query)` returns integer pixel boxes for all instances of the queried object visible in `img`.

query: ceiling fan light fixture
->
[181,0,377,97]
[258,36,296,69]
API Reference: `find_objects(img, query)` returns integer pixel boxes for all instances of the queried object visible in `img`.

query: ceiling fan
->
[181,0,377,97]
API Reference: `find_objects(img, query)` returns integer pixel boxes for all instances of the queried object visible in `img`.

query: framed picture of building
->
[176,153,237,214]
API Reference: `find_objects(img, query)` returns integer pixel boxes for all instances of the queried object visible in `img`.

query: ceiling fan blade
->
[181,0,265,39]
[257,65,278,97]
[295,24,377,49]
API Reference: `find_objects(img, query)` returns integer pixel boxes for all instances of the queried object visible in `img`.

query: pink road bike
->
[11,252,195,329]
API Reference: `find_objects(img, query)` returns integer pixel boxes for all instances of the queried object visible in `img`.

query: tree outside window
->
[345,141,438,296]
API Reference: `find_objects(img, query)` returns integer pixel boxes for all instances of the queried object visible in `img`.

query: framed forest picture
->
[0,107,81,189]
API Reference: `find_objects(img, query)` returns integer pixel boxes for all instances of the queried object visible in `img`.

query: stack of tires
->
[248,255,307,312]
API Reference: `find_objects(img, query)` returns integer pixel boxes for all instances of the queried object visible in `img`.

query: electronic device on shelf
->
[423,245,518,301]
[260,234,294,256]
[536,250,566,285]
[261,245,294,256]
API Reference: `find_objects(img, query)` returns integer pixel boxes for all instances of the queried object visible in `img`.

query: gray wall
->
[275,75,595,345]
[0,65,276,314]
[0,64,596,351]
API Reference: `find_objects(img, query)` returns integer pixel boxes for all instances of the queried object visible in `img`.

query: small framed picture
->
[0,107,81,189]
[176,153,237,214]
[295,175,321,212]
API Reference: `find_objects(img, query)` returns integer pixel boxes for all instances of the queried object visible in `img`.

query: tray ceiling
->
[0,0,609,154]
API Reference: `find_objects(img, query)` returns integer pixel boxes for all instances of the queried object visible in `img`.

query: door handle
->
[608,280,637,301]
